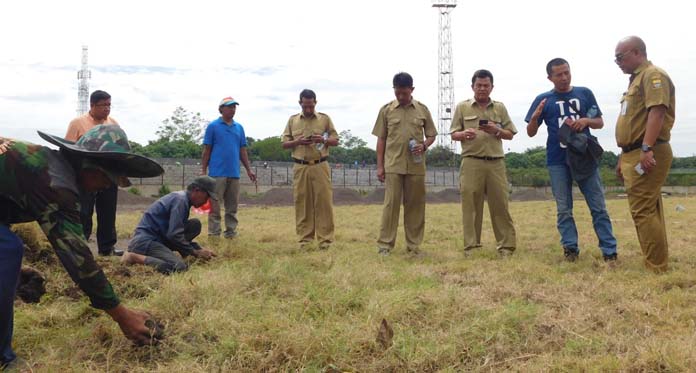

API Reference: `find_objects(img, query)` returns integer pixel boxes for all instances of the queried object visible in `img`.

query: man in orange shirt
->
[66,90,124,256]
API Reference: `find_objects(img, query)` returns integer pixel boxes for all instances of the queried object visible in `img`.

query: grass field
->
[13,196,696,372]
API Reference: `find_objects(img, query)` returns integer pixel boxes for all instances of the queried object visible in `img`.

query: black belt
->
[621,139,668,153]
[466,155,504,161]
[293,157,328,165]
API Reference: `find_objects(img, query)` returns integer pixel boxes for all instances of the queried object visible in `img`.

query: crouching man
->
[122,177,217,274]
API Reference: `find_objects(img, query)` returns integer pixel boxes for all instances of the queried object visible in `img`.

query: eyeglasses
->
[614,49,634,63]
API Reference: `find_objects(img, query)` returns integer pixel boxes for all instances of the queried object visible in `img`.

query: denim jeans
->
[0,225,23,366]
[548,164,617,256]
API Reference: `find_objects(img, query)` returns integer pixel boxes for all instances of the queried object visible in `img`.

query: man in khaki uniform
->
[614,36,675,273]
[282,89,339,250]
[450,69,517,256]
[372,72,437,256]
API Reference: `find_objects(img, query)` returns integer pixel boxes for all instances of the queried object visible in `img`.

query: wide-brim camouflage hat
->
[37,124,164,178]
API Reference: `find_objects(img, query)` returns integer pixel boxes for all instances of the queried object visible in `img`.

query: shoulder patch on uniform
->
[651,79,662,89]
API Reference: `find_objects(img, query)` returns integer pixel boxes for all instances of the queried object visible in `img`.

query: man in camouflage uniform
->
[282,89,339,250]
[1,125,164,370]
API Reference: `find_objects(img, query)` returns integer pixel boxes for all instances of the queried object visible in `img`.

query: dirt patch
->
[118,189,156,209]
[365,189,386,204]
[116,186,551,208]
[510,188,550,202]
[333,188,366,205]
[242,188,294,206]
[428,188,460,203]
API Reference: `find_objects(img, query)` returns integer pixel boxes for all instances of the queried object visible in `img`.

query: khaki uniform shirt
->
[615,61,675,147]
[371,99,437,175]
[65,113,119,142]
[450,98,517,158]
[282,112,338,161]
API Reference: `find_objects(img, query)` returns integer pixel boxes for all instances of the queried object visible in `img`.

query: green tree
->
[505,152,530,169]
[156,106,208,143]
[339,130,367,149]
[248,136,291,162]
[426,145,459,167]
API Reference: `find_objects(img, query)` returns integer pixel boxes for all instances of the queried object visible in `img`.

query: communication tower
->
[432,0,457,152]
[76,45,91,115]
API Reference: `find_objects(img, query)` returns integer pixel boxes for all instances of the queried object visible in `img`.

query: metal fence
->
[129,159,460,189]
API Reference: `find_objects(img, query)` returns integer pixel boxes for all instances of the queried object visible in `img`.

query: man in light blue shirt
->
[201,97,257,238]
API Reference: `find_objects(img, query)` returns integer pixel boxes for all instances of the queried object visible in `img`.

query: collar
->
[631,60,653,77]
[218,116,236,126]
[389,99,415,110]
[469,98,493,108]
[300,111,317,119]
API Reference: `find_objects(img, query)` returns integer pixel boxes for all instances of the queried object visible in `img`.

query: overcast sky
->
[1,0,694,156]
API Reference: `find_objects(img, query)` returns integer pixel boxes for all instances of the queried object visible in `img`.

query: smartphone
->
[479,119,488,126]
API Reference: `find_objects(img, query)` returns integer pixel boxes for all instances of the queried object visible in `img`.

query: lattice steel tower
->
[432,0,456,151]
[76,45,91,115]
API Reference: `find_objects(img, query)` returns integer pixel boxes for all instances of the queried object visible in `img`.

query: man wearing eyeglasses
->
[66,90,123,257]
[525,58,618,264]
[614,36,675,273]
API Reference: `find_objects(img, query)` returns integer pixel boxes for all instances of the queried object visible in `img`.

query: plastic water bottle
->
[409,138,422,163]
[316,131,329,151]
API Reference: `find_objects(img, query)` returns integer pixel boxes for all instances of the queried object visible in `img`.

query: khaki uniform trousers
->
[293,161,334,246]
[621,143,673,272]
[208,177,240,238]
[378,173,425,251]
[459,157,516,251]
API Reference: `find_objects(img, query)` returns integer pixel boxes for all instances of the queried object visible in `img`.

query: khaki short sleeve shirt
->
[371,99,437,175]
[282,112,338,160]
[615,61,675,147]
[450,99,517,158]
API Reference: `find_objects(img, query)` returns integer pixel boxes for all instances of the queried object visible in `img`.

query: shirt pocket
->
[291,128,304,139]
[387,117,401,132]
[463,115,479,129]
[621,85,641,117]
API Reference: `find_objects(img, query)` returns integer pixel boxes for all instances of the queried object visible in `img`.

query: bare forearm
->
[526,119,539,137]
[587,117,604,130]
[201,146,211,173]
[644,106,666,145]
[498,129,514,140]
[376,138,386,168]
[424,136,436,149]
[240,148,252,171]
[451,131,465,141]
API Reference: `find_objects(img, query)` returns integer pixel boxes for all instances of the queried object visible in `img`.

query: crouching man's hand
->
[192,247,216,260]
[106,304,164,346]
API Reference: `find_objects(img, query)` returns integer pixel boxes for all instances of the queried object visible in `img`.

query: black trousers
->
[80,184,118,253]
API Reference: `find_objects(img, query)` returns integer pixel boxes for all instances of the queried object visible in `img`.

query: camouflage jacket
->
[0,138,119,310]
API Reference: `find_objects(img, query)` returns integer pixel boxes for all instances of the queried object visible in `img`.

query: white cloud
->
[1,0,694,155]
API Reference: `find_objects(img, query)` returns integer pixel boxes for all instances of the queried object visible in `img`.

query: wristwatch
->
[641,144,653,152]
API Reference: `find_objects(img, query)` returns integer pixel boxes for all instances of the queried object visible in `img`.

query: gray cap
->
[189,176,218,201]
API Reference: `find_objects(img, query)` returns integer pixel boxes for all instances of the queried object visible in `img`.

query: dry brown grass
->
[12,197,696,371]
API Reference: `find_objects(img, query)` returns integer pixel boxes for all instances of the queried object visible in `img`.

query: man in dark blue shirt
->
[525,58,618,264]
[122,177,217,274]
